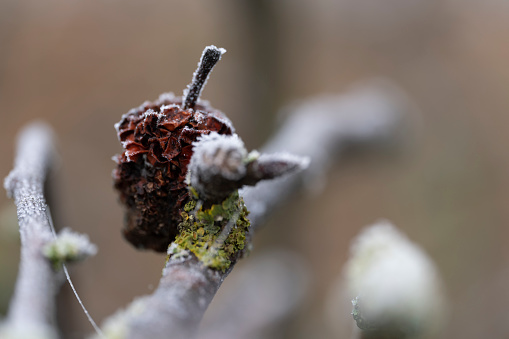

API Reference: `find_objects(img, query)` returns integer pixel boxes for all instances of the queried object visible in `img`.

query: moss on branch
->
[168,191,250,272]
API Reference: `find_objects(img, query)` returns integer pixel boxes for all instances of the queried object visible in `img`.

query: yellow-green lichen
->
[170,191,250,272]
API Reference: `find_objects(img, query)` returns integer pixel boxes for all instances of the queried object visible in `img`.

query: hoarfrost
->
[191,132,247,181]
[183,46,226,109]
[141,109,166,121]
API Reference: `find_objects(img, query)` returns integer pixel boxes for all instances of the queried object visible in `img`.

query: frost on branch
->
[43,228,97,269]
[2,122,59,338]
[4,122,54,222]
[344,221,446,338]
[188,132,309,202]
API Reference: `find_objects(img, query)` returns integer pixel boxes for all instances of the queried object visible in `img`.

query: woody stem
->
[183,46,225,110]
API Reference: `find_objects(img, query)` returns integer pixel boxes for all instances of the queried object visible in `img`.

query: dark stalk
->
[182,46,225,110]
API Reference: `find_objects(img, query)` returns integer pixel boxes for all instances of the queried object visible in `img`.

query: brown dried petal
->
[160,108,192,131]
[161,135,181,161]
[179,145,194,169]
[179,126,209,144]
[125,145,148,161]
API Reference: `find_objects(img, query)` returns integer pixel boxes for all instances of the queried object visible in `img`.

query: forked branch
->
[97,80,409,339]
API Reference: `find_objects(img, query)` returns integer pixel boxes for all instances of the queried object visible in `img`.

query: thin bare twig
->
[183,46,226,110]
[2,122,58,338]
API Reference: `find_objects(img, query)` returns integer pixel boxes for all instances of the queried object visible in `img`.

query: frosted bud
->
[345,220,446,337]
[43,228,97,268]
[189,133,309,203]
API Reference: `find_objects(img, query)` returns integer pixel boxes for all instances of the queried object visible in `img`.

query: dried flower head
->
[113,46,233,252]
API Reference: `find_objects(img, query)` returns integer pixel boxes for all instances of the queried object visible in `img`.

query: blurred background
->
[1,0,509,338]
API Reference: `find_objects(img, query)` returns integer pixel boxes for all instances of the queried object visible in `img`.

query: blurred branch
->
[197,250,309,339]
[1,123,58,338]
[243,80,408,229]
[106,256,225,339]
[99,79,410,339]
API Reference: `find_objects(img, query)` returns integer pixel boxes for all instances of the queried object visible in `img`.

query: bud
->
[345,220,446,338]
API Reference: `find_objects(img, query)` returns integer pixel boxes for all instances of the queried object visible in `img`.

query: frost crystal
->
[345,220,445,336]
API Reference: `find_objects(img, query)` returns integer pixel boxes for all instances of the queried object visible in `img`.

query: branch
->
[1,122,58,338]
[98,79,410,339]
[242,80,409,229]
[197,250,309,339]
[189,132,308,203]
[99,143,307,338]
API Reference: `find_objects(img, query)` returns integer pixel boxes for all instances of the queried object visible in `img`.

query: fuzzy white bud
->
[345,220,446,336]
[43,228,97,267]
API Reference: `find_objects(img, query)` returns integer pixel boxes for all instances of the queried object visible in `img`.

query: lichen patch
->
[169,191,250,272]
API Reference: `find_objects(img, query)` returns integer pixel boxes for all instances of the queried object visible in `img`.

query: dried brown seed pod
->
[113,46,233,252]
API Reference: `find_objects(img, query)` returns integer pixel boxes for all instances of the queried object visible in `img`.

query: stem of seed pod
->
[182,45,226,110]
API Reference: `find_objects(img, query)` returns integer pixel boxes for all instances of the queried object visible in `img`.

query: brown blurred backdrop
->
[1,1,509,338]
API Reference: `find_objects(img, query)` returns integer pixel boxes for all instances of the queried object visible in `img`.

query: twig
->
[2,122,58,338]
[95,255,225,339]
[99,79,409,339]
[183,46,226,110]
[189,132,309,203]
